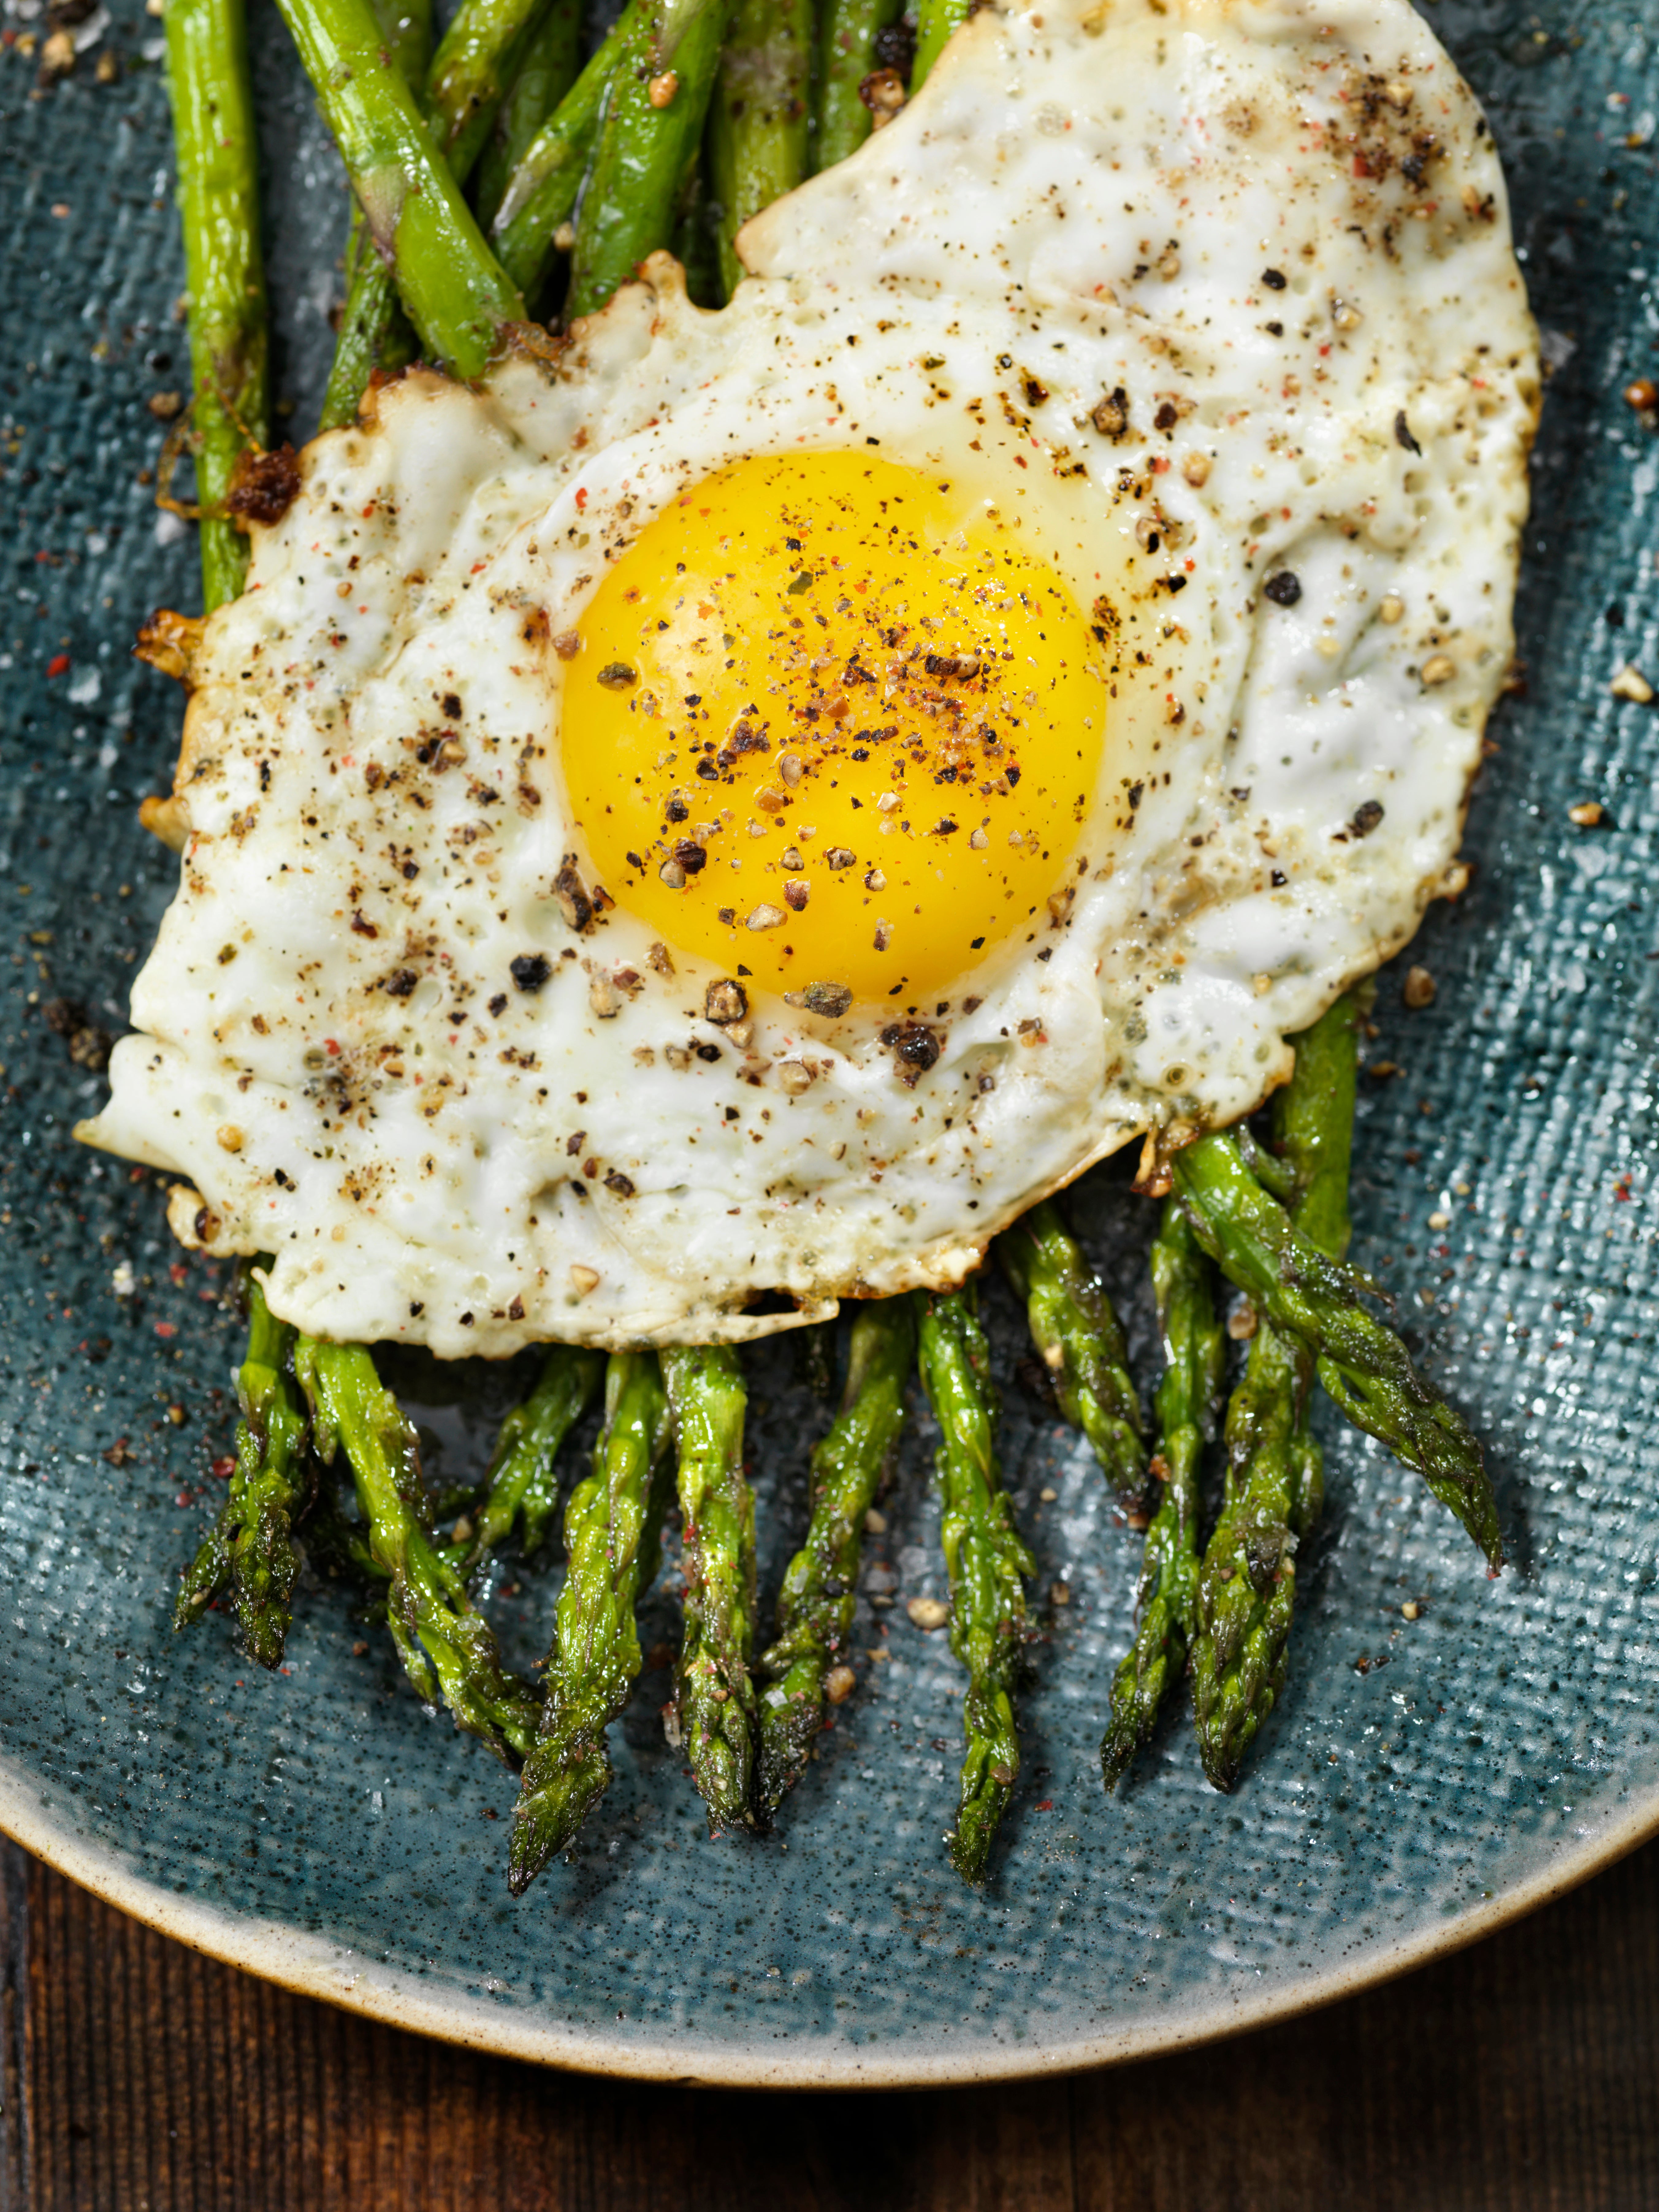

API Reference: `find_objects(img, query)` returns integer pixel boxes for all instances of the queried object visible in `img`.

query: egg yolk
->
[563,450,1107,1002]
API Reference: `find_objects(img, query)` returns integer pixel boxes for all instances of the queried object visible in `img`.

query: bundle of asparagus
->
[154,0,1500,1892]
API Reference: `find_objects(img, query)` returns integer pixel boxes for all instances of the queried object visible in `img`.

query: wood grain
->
[3,1833,1658,2212]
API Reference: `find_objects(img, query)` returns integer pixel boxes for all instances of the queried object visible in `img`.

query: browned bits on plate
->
[226,443,301,527]
[1568,800,1606,828]
[1402,964,1436,1009]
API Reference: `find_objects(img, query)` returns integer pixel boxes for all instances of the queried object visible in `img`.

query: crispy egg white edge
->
[80,0,1538,1354]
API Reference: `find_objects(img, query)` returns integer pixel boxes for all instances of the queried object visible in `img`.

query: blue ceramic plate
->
[2,0,1655,2087]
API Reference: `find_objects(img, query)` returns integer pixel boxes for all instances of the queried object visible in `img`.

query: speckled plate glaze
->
[2,0,1655,2088]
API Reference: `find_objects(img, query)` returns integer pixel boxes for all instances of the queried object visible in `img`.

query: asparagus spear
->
[910,0,967,93]
[317,0,433,433]
[508,1353,675,1891]
[1099,1201,1224,1787]
[472,0,583,230]
[174,1272,310,1669]
[812,0,901,171]
[488,7,631,297]
[707,0,810,300]
[756,1299,917,1819]
[272,0,525,379]
[1171,1094,1501,1572]
[997,1197,1145,1505]
[917,1285,1036,1886]
[320,0,556,429]
[462,1343,603,1571]
[295,1338,540,1760]
[426,0,557,182]
[1188,998,1363,1787]
[1188,1315,1306,1788]
[566,0,731,321]
[661,1344,757,1833]
[162,0,269,611]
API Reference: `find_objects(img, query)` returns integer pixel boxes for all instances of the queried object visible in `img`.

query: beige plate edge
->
[1,1763,1649,2090]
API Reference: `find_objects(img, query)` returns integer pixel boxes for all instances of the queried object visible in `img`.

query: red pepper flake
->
[574,487,589,512]
[210,1455,235,1482]
[324,1038,341,1056]
[470,562,486,574]
[1036,1799,1054,1811]
[155,1321,176,1339]
[46,654,69,678]
[168,1261,188,1286]
[1614,1176,1633,1203]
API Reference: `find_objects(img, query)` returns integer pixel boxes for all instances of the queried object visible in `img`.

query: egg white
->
[80,0,1538,1354]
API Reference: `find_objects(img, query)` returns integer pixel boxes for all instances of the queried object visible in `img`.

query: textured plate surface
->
[1,0,1656,2088]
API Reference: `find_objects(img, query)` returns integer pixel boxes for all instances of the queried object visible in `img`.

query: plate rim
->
[3,1758,1651,2088]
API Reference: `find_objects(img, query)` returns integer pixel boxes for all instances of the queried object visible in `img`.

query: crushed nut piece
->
[906,1596,950,1630]
[1611,662,1654,704]
[1402,964,1436,1009]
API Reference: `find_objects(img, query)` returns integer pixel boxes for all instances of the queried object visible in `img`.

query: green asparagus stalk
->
[225,1286,313,1669]
[317,0,433,433]
[707,0,810,300]
[1188,1317,1305,1788]
[272,0,525,379]
[1171,1090,1501,1572]
[295,1338,540,1760]
[661,1343,757,1832]
[320,0,554,429]
[1188,996,1365,1787]
[910,0,967,93]
[1099,1201,1224,1788]
[917,1285,1036,1886]
[997,1197,1145,1504]
[304,1475,391,1601]
[756,1300,917,1819]
[426,0,550,183]
[488,4,633,297]
[811,0,901,171]
[174,1272,310,1669]
[507,1353,675,1891]
[462,1344,604,1573]
[566,0,731,321]
[472,0,583,229]
[163,0,269,611]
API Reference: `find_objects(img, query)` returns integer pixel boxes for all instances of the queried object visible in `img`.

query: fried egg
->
[81,0,1538,1355]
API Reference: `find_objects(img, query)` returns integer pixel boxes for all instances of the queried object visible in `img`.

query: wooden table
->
[2,1833,1655,2211]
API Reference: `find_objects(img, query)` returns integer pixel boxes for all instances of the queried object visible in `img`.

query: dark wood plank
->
[9,1832,1659,2211]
